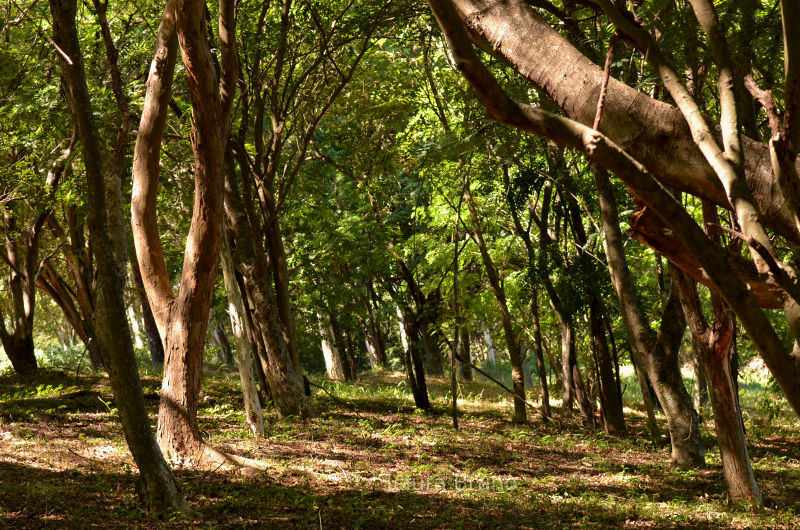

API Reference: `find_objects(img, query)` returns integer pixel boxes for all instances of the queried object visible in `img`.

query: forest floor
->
[0,366,799,528]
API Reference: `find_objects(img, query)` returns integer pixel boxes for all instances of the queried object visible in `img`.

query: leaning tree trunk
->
[50,0,193,515]
[221,227,264,437]
[593,166,704,467]
[465,187,525,423]
[222,151,313,417]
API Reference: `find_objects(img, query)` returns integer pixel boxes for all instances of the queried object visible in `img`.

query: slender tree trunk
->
[211,321,235,368]
[365,282,388,368]
[222,158,313,417]
[131,252,164,367]
[220,227,264,437]
[483,327,496,365]
[558,315,575,412]
[343,323,359,381]
[591,299,626,434]
[319,314,346,380]
[465,187,525,423]
[329,315,354,382]
[397,306,431,410]
[593,166,703,467]
[50,0,193,515]
[530,294,551,419]
[458,327,473,382]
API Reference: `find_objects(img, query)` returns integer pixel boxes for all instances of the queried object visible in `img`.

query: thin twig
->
[593,36,616,131]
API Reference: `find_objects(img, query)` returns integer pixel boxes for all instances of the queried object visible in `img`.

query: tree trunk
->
[211,320,235,368]
[458,327,473,382]
[50,0,193,515]
[365,282,388,368]
[131,252,164,367]
[343,322,359,381]
[220,227,264,437]
[319,314,346,380]
[329,315,354,382]
[674,269,761,505]
[465,186,525,423]
[222,154,313,418]
[1,333,37,376]
[397,307,431,411]
[591,299,626,434]
[593,166,704,467]
[530,294,551,419]
[483,327,496,365]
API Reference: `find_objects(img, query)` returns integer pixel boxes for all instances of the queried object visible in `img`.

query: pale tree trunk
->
[220,227,264,437]
[465,186,525,423]
[318,313,346,380]
[483,327,496,365]
[364,334,379,370]
[127,306,145,350]
[593,166,704,467]
[49,0,193,515]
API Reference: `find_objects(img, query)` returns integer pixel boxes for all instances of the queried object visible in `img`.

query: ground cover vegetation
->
[1,0,800,525]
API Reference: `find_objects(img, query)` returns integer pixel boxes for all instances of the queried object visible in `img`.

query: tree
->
[48,0,193,515]
[426,0,800,429]
[131,0,237,463]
